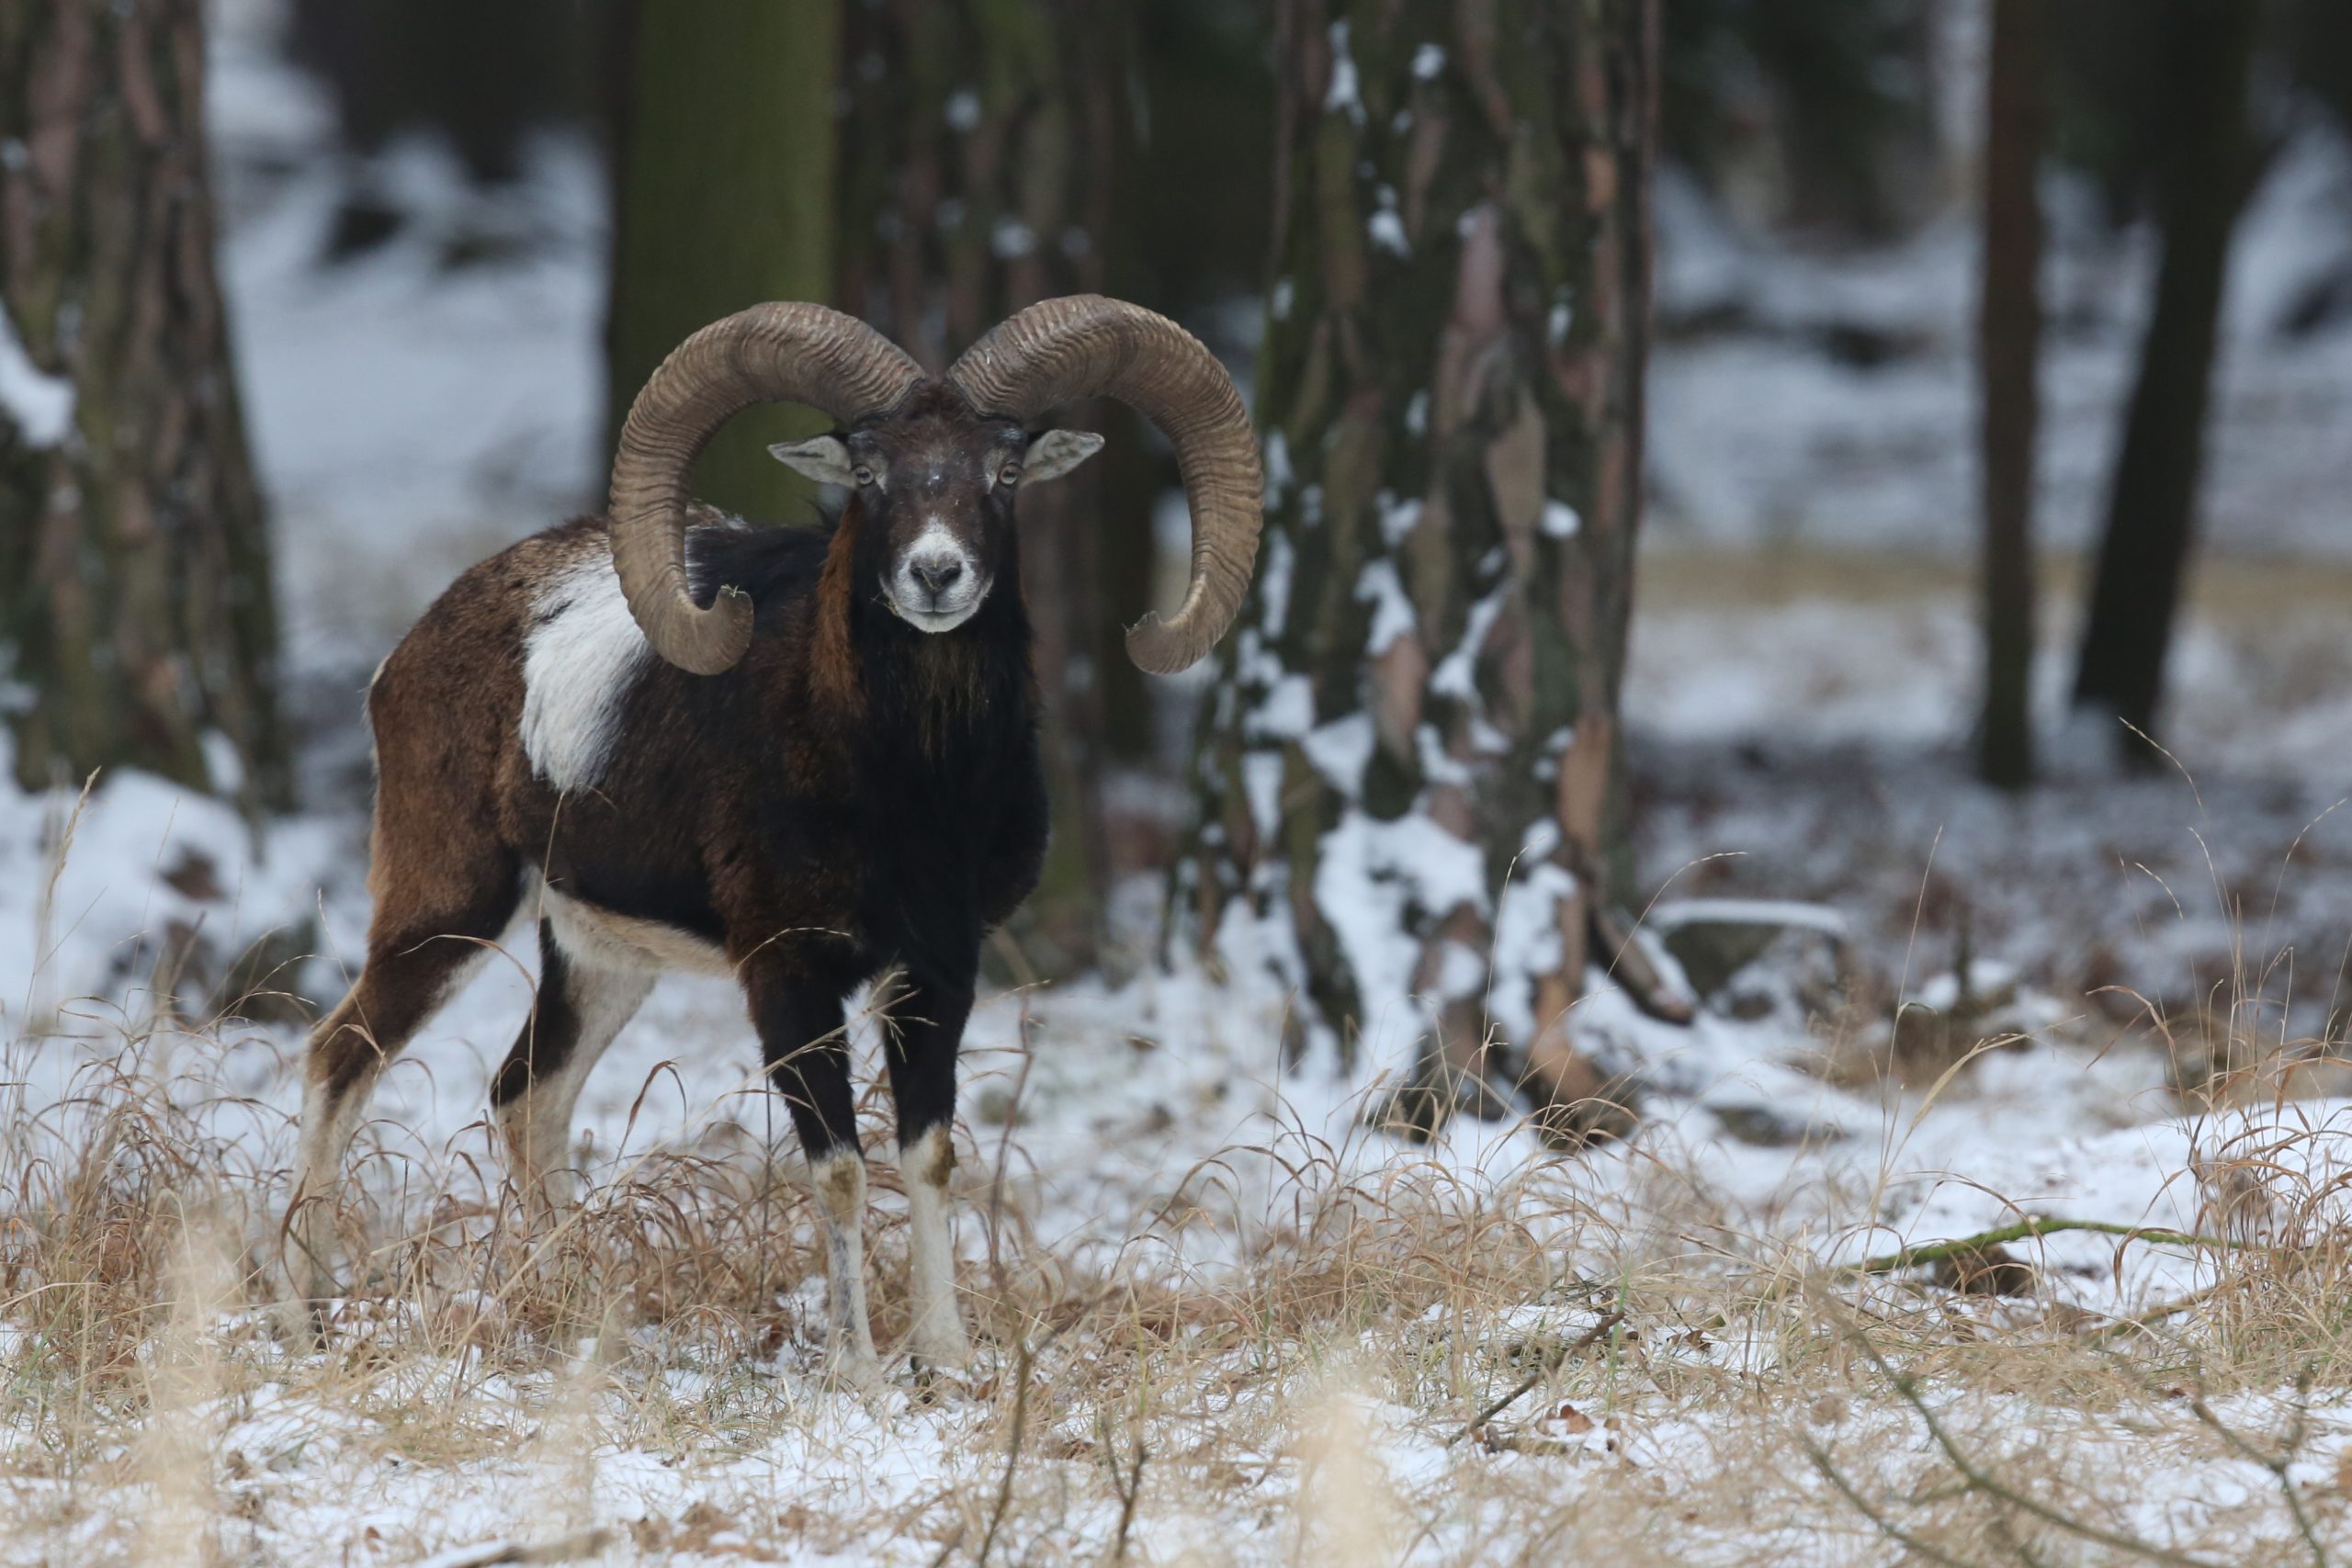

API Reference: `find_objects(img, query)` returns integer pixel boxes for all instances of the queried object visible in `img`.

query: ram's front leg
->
[883,968,975,1376]
[747,966,879,1382]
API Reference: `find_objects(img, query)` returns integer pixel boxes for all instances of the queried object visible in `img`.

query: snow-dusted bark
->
[0,0,286,810]
[1177,0,1661,1141]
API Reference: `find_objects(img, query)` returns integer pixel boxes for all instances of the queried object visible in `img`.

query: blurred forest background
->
[6,0,2352,1129]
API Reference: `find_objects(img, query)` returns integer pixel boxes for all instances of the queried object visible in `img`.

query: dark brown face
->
[770,383,1103,634]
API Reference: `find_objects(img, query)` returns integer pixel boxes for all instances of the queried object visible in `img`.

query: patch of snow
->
[1311,807,1491,1047]
[1241,749,1286,839]
[1377,491,1422,545]
[1428,587,1505,699]
[1247,672,1314,740]
[1488,858,1574,1038]
[1263,429,1293,498]
[1355,558,1416,654]
[1323,20,1362,121]
[0,303,73,447]
[1258,528,1295,637]
[1301,712,1375,798]
[990,215,1035,259]
[1649,898,1849,937]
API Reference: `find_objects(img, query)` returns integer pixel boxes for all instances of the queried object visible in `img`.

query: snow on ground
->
[9,740,2349,1560]
[1627,550,2352,1054]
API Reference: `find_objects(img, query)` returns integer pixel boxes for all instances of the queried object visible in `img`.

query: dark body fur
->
[326,501,1046,1164]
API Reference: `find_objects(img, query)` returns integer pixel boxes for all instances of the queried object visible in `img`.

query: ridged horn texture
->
[608,303,923,673]
[948,295,1262,674]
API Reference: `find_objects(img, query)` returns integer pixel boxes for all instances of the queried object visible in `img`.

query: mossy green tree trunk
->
[605,0,842,519]
[1179,0,1665,1143]
[835,0,1136,977]
[0,0,286,812]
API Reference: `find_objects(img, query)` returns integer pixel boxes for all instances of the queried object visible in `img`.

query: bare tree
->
[2071,0,2260,761]
[0,0,286,810]
[1178,0,1672,1143]
[1976,0,2044,789]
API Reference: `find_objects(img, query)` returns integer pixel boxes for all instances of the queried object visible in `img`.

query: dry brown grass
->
[2,998,2351,1566]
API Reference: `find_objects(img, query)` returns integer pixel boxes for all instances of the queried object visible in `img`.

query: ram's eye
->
[998,463,1022,486]
[852,466,875,486]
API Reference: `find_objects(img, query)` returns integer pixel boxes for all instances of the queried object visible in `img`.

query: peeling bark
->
[0,0,286,811]
[1179,0,1659,1144]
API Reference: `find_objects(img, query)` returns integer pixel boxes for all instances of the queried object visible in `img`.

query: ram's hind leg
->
[289,863,518,1307]
[491,919,652,1224]
[884,975,974,1375]
[748,970,878,1381]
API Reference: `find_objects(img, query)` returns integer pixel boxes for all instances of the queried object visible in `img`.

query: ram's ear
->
[1022,428,1105,484]
[767,434,856,486]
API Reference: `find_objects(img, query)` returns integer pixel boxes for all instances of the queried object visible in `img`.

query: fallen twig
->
[1705,1217,2256,1335]
[1803,1437,1995,1568]
[1853,1328,2229,1568]
[964,1336,1036,1568]
[2188,1371,2332,1568]
[1446,1309,1624,1448]
[1102,1414,1147,1562]
[2074,1285,2219,1343]
[1849,1217,2251,1278]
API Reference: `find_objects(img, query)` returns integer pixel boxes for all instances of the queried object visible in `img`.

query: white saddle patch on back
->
[521,551,651,794]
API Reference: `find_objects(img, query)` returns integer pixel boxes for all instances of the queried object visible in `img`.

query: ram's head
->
[606,296,1262,672]
[766,384,1102,633]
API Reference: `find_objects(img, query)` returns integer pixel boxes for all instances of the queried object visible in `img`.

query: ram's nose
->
[910,556,964,601]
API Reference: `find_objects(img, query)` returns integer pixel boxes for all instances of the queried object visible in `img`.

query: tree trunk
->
[1178,0,1664,1145]
[1103,1,1277,775]
[604,0,842,521]
[834,0,1136,978]
[2070,0,2258,761]
[1975,0,2042,791]
[0,0,287,812]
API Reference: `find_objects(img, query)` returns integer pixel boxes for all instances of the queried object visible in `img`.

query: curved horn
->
[608,303,922,674]
[948,296,1262,674]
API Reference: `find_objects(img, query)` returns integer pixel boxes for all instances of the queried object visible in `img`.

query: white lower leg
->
[811,1147,878,1371]
[288,1069,369,1303]
[497,964,650,1225]
[498,1077,586,1224]
[901,1124,967,1371]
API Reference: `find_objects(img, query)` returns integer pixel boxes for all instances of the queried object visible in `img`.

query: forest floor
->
[7,547,2352,1565]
